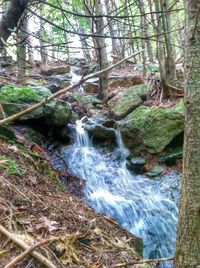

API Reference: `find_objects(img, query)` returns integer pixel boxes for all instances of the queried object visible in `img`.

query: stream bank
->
[0,136,151,268]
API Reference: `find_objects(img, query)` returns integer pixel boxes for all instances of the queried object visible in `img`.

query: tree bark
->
[0,0,29,53]
[174,1,200,267]
[94,0,108,99]
[17,15,28,84]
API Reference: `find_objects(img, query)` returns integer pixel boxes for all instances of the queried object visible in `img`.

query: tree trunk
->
[174,1,200,267]
[94,0,108,99]
[0,0,29,53]
[104,0,119,56]
[38,16,48,64]
[17,15,28,84]
[154,0,176,97]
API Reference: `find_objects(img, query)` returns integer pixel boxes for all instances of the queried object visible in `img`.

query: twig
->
[0,176,31,202]
[111,257,175,267]
[0,224,58,268]
[0,50,143,126]
[4,237,58,268]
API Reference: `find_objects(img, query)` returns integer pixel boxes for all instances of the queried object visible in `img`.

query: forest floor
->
[0,134,154,268]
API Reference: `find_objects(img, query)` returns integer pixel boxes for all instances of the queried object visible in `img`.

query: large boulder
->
[118,102,184,153]
[0,85,72,126]
[108,84,149,119]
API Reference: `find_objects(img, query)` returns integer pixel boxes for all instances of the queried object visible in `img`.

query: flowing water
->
[53,118,181,268]
[71,71,85,94]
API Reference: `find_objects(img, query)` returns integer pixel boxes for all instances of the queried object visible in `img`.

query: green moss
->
[109,84,149,119]
[0,156,26,175]
[0,86,40,103]
[120,102,184,153]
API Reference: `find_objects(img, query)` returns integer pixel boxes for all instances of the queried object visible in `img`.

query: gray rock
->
[85,122,115,140]
[126,157,147,174]
[118,102,184,153]
[109,84,149,119]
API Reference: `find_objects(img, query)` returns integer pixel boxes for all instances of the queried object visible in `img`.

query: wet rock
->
[160,147,183,166]
[0,85,72,126]
[126,156,146,174]
[118,102,184,153]
[48,74,71,89]
[146,165,164,177]
[109,84,149,119]
[41,65,70,76]
[85,123,115,140]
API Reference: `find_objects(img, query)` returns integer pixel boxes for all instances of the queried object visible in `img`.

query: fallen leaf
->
[36,216,60,233]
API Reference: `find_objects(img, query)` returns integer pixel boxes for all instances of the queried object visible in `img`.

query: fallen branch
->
[0,224,58,268]
[0,50,143,126]
[111,257,175,267]
[4,237,58,268]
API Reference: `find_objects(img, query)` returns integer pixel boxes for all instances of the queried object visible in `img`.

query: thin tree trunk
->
[95,0,108,99]
[174,1,200,267]
[138,0,147,77]
[104,0,119,56]
[17,15,28,84]
[38,16,47,65]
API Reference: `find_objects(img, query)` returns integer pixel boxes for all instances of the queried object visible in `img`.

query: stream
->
[53,118,181,268]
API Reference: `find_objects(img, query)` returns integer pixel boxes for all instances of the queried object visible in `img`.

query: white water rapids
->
[53,118,181,268]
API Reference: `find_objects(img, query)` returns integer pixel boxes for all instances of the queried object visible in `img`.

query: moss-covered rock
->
[0,85,72,126]
[67,92,102,108]
[118,102,184,153]
[109,84,149,119]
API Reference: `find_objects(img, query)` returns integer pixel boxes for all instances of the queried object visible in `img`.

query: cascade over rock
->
[118,102,184,153]
[0,85,72,126]
[109,84,149,119]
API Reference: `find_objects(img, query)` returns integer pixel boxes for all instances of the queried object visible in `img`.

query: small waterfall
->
[75,118,90,147]
[115,128,129,160]
[71,71,85,94]
[54,120,181,268]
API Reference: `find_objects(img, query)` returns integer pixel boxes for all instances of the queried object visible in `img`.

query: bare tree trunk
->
[95,0,108,99]
[17,15,28,84]
[174,1,200,267]
[138,0,147,77]
[162,0,176,87]
[0,0,29,53]
[104,0,119,56]
[154,0,177,97]
[38,16,47,65]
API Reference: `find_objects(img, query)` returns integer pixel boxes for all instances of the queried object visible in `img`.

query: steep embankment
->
[0,133,151,268]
